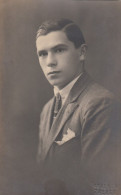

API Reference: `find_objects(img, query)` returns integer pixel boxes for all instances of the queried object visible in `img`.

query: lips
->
[48,71,61,75]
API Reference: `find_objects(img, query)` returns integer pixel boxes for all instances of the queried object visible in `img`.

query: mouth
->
[48,71,61,75]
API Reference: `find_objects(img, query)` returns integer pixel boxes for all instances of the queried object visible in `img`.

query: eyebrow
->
[37,43,68,55]
[52,44,68,50]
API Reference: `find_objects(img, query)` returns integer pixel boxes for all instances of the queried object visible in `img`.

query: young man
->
[36,18,121,195]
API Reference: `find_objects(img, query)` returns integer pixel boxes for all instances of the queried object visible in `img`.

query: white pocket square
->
[55,128,76,145]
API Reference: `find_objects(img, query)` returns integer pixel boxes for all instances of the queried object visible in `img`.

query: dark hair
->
[36,18,85,48]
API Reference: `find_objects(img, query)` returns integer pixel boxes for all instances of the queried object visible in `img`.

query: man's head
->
[36,18,87,90]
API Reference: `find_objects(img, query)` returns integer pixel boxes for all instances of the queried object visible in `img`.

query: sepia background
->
[0,0,121,194]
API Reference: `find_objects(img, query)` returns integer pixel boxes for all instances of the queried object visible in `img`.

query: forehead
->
[36,31,73,50]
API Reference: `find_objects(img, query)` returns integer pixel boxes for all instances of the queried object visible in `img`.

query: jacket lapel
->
[42,71,93,159]
[43,101,79,159]
[42,98,55,144]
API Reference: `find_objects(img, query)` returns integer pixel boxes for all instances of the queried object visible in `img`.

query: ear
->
[79,44,87,61]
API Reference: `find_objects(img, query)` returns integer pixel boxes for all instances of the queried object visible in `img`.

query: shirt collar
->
[54,73,83,105]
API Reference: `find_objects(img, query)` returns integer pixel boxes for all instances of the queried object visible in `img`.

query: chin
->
[48,79,68,89]
[48,81,61,88]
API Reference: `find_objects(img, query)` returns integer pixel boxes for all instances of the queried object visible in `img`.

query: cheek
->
[65,52,79,64]
[41,66,47,75]
[59,55,72,67]
[39,60,45,71]
[39,59,43,66]
[39,64,46,75]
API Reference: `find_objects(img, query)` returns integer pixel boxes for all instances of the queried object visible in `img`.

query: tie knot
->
[56,92,61,101]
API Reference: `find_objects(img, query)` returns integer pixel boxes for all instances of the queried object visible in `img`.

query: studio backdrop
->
[0,0,121,194]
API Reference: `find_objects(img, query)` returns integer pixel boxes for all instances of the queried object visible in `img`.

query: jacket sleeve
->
[81,97,121,194]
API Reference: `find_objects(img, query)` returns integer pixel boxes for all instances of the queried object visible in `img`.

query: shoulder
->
[84,81,115,101]
[78,81,121,118]
[81,81,119,105]
[40,97,54,118]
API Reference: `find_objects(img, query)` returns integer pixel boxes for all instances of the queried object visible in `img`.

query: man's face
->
[36,31,83,90]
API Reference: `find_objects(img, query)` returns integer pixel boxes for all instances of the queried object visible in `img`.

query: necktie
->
[53,92,62,118]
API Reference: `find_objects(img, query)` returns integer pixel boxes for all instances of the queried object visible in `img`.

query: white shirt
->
[54,73,83,106]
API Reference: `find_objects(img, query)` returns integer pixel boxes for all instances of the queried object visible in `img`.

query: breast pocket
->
[54,134,81,155]
[53,135,82,168]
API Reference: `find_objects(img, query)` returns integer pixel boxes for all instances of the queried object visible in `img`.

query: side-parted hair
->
[36,18,85,48]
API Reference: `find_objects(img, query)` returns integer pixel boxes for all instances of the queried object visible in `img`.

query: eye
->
[38,51,48,57]
[55,48,65,53]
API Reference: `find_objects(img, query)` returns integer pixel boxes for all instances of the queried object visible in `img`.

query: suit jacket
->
[38,71,121,195]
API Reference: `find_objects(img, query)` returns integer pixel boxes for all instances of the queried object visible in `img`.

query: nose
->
[47,52,57,67]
